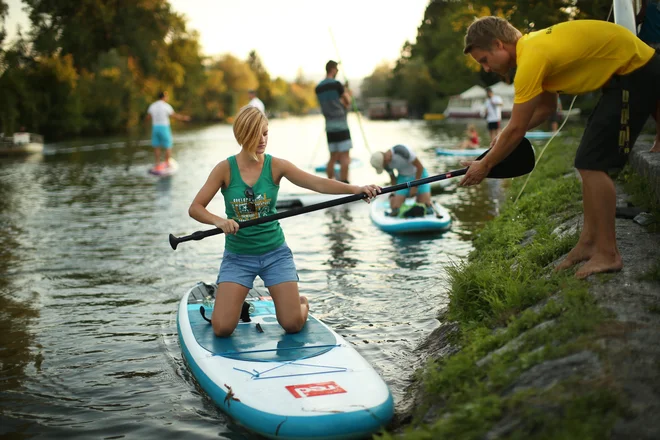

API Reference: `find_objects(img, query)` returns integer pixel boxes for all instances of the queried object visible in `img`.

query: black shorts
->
[575,54,660,172]
[487,121,500,130]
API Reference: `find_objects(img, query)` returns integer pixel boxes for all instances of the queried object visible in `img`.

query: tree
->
[361,62,393,100]
[247,50,273,110]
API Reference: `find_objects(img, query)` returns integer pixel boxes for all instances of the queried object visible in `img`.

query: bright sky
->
[4,0,430,80]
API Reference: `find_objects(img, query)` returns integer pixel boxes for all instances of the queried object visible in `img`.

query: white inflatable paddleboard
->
[177,283,394,440]
[370,198,451,234]
[613,0,637,34]
[525,131,560,140]
[276,193,344,210]
[314,158,363,173]
[148,158,179,176]
[435,147,488,157]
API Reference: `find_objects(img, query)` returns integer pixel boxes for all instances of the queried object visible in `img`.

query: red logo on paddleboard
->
[285,381,347,398]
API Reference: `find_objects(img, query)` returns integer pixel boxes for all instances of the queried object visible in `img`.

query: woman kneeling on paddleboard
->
[188,106,380,337]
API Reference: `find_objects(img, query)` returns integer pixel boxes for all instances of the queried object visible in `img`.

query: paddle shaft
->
[169,137,536,249]
[169,167,467,249]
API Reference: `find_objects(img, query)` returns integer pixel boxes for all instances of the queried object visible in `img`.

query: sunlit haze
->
[4,0,430,81]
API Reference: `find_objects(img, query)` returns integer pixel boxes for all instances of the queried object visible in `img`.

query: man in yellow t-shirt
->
[460,17,660,279]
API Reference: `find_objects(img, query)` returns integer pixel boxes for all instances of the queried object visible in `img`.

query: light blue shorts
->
[395,168,431,196]
[216,243,299,289]
[328,139,352,153]
[151,125,173,148]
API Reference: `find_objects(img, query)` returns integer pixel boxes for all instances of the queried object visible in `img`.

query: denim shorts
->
[216,243,299,288]
[151,125,173,148]
[395,168,431,196]
[328,139,352,153]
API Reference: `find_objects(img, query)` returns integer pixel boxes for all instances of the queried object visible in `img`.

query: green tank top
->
[221,154,285,255]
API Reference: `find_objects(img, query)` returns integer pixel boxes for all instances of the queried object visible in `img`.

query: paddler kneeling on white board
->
[188,106,381,337]
[370,145,433,217]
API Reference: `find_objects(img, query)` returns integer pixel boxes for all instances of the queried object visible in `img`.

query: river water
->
[0,115,505,439]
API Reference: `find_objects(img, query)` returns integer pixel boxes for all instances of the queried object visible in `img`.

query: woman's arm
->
[188,161,239,234]
[274,158,380,198]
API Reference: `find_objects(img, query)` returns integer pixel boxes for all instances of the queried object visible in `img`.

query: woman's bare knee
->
[212,320,237,337]
[280,316,305,334]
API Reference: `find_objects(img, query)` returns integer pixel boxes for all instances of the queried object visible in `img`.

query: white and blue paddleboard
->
[314,158,363,173]
[177,283,394,440]
[435,147,488,157]
[148,158,179,176]
[525,131,560,140]
[370,198,452,234]
[613,0,637,34]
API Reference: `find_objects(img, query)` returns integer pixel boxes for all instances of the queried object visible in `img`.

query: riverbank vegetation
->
[386,131,643,438]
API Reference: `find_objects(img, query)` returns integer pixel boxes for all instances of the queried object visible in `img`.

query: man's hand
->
[459,159,491,187]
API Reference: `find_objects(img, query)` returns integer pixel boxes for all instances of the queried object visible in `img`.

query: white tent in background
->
[443,81,514,119]
[443,81,579,119]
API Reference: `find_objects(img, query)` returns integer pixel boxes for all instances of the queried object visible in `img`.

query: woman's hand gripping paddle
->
[169,138,535,249]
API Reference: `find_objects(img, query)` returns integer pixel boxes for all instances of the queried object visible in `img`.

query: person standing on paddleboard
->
[315,60,353,183]
[370,145,433,217]
[483,87,503,142]
[460,17,660,279]
[188,106,380,337]
[146,91,190,172]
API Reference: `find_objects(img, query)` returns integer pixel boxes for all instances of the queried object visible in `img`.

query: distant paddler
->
[315,60,353,183]
[145,91,190,172]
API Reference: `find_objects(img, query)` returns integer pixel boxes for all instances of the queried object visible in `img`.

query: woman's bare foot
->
[555,244,593,271]
[575,253,623,279]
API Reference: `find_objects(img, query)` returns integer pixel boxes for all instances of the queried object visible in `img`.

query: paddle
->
[169,137,534,250]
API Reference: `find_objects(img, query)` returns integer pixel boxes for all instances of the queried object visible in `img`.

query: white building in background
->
[443,82,580,119]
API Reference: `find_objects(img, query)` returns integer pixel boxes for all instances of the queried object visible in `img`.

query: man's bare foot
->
[300,295,309,311]
[650,137,660,153]
[575,254,622,279]
[555,244,593,271]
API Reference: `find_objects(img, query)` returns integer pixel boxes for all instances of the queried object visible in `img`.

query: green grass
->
[617,165,660,233]
[381,134,630,439]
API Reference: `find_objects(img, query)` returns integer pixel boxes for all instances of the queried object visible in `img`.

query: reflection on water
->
[0,115,543,439]
[323,208,358,270]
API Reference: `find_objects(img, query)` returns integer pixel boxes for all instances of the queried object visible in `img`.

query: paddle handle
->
[169,167,468,249]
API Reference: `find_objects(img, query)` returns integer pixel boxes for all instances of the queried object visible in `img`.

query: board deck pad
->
[188,303,336,362]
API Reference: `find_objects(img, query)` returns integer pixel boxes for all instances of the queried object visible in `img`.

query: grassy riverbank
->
[388,129,660,439]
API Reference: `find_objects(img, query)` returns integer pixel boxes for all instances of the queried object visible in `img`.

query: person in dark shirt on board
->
[315,60,353,183]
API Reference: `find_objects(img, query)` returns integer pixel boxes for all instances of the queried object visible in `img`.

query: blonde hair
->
[467,124,476,132]
[463,16,521,54]
[233,105,267,160]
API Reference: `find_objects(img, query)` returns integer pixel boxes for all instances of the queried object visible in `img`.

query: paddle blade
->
[483,137,535,178]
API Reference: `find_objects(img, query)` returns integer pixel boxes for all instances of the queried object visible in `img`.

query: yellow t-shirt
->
[514,20,655,104]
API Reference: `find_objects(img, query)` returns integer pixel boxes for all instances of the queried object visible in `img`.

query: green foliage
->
[617,165,660,232]
[0,1,321,138]
[362,0,617,115]
[383,137,624,439]
[0,0,7,45]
